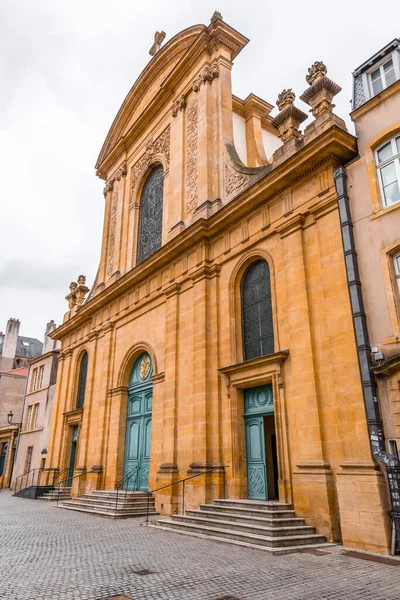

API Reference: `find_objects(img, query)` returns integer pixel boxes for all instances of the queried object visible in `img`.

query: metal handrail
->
[53,468,69,488]
[145,465,227,525]
[15,467,59,494]
[56,468,100,505]
[115,466,141,511]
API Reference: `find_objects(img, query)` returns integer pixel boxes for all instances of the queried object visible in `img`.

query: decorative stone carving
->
[115,162,127,181]
[130,126,170,202]
[276,89,296,111]
[149,31,166,57]
[192,62,219,92]
[272,89,307,142]
[106,183,119,278]
[300,62,342,118]
[103,178,114,198]
[306,61,327,85]
[172,95,186,117]
[224,163,251,198]
[185,100,198,213]
[65,276,89,309]
[210,10,223,23]
[139,354,151,380]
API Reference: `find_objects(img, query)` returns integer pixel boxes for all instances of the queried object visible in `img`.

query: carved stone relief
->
[224,162,251,199]
[130,126,170,202]
[185,100,198,213]
[106,182,119,278]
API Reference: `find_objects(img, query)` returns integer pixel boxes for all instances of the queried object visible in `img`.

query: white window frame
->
[33,404,39,429]
[363,51,400,100]
[375,135,400,207]
[31,368,38,392]
[26,405,33,430]
[38,365,44,389]
[394,252,400,293]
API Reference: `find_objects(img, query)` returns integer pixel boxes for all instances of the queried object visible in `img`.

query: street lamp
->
[7,411,13,424]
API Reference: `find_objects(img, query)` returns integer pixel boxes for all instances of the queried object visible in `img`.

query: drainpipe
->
[333,166,385,456]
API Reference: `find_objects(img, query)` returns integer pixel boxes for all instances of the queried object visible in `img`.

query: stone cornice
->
[151,371,166,384]
[219,351,290,375]
[52,126,356,340]
[106,386,128,398]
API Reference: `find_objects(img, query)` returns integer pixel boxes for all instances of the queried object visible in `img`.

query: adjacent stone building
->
[12,322,60,491]
[345,39,400,454]
[46,15,392,552]
[0,319,43,488]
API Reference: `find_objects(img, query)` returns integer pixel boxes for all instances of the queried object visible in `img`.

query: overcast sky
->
[0,0,398,341]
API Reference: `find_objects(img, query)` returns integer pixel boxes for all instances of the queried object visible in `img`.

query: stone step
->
[79,494,155,505]
[213,499,292,511]
[180,513,312,536]
[61,499,153,514]
[90,490,149,497]
[155,519,325,548]
[39,494,71,501]
[59,504,157,519]
[199,504,297,519]
[149,524,334,556]
[189,509,305,528]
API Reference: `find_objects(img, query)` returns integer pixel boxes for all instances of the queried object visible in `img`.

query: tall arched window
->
[241,260,274,361]
[76,352,88,409]
[137,165,164,264]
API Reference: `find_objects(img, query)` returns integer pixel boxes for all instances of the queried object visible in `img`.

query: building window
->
[40,457,46,470]
[76,352,88,410]
[241,260,274,361]
[31,368,38,392]
[394,252,400,293]
[33,404,39,429]
[26,405,33,430]
[38,365,45,389]
[376,136,400,207]
[137,165,164,264]
[25,446,33,474]
[0,442,8,477]
[369,57,397,95]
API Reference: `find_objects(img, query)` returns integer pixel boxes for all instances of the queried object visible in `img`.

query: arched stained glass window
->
[241,260,274,361]
[76,352,88,409]
[137,165,164,264]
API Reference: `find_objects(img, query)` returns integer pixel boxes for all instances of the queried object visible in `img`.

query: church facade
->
[46,15,391,552]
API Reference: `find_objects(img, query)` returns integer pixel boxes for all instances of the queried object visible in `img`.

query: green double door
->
[124,353,153,491]
[244,384,275,501]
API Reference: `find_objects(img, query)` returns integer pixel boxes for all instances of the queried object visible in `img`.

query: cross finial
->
[149,31,166,56]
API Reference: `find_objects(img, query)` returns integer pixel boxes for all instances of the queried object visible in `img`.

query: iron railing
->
[114,466,141,511]
[56,468,101,505]
[145,465,227,525]
[52,468,69,488]
[15,467,59,494]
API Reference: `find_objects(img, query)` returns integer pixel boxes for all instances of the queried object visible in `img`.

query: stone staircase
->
[39,487,72,502]
[58,490,157,519]
[154,499,331,554]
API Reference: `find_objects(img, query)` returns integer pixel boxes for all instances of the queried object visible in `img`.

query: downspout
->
[333,166,385,456]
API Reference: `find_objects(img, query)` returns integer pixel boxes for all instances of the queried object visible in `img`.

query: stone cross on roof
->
[149,31,166,56]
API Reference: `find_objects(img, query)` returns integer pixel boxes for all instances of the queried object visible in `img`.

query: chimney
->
[1,318,20,370]
[43,320,58,353]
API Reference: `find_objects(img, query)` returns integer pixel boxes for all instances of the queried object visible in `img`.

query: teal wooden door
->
[244,385,274,501]
[124,353,153,491]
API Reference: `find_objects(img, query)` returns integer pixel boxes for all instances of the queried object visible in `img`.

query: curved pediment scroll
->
[224,142,270,201]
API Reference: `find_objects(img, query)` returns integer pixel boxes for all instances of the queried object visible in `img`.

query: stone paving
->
[1,490,400,600]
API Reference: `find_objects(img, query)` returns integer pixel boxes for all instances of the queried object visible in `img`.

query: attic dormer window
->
[370,58,396,95]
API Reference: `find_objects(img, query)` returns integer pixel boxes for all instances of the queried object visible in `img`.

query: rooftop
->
[0,367,29,377]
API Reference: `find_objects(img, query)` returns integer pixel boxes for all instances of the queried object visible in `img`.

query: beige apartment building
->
[11,322,60,494]
[345,38,400,454]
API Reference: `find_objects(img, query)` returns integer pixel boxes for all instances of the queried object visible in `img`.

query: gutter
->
[333,166,385,456]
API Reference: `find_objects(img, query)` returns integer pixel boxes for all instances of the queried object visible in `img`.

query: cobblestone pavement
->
[1,491,400,600]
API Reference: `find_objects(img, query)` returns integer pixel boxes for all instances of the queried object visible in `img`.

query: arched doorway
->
[124,352,153,491]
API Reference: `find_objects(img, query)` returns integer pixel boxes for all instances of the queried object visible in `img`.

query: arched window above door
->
[241,260,274,361]
[137,165,164,264]
[76,352,88,409]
